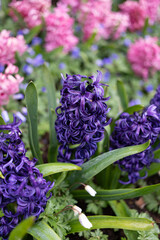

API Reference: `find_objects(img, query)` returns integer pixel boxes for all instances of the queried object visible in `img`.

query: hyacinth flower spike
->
[0,116,54,239]
[110,104,160,184]
[55,71,111,165]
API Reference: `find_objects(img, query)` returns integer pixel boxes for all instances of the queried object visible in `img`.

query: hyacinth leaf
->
[116,79,129,110]
[25,82,42,164]
[25,24,42,44]
[28,221,61,240]
[72,183,160,201]
[109,200,138,240]
[142,18,149,36]
[68,215,154,234]
[123,104,144,115]
[68,140,150,184]
[37,163,81,177]
[9,216,35,240]
[43,65,58,163]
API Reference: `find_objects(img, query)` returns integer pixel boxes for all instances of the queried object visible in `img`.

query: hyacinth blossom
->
[59,0,81,13]
[110,105,160,184]
[78,0,129,41]
[119,0,160,31]
[55,71,111,165]
[0,30,27,65]
[0,117,54,239]
[119,1,147,31]
[10,0,51,28]
[127,37,160,80]
[45,3,78,53]
[0,64,24,106]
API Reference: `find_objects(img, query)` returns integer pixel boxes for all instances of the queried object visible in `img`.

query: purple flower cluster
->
[55,71,111,165]
[0,117,53,239]
[110,105,160,184]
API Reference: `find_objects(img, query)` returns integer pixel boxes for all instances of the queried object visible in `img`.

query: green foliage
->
[68,141,150,184]
[143,189,160,214]
[78,229,108,240]
[130,210,159,240]
[9,217,35,240]
[86,200,107,215]
[25,82,42,163]
[38,182,77,239]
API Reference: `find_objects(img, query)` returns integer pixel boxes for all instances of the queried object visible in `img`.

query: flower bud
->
[85,185,97,197]
[78,213,92,229]
[72,205,82,216]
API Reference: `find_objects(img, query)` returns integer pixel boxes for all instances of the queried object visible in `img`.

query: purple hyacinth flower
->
[110,105,160,184]
[0,117,54,239]
[55,71,111,165]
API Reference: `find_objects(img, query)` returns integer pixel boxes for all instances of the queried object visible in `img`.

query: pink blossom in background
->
[59,0,81,13]
[140,0,160,25]
[0,64,24,106]
[127,37,160,80]
[45,4,78,53]
[0,30,27,65]
[10,0,51,28]
[103,12,129,40]
[78,0,112,41]
[119,1,146,31]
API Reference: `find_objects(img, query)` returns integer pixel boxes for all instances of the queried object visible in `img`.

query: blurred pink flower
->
[78,0,112,41]
[59,0,81,13]
[45,4,78,53]
[103,12,129,40]
[140,0,160,24]
[10,0,51,28]
[0,64,24,106]
[0,30,27,65]
[119,1,146,31]
[128,37,160,80]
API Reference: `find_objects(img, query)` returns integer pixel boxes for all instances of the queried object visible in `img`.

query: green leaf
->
[154,149,160,159]
[69,215,154,234]
[68,141,150,184]
[25,82,42,163]
[109,200,138,240]
[142,18,149,36]
[123,105,144,115]
[37,163,81,177]
[43,65,57,162]
[117,80,128,110]
[72,183,160,201]
[9,216,35,240]
[25,25,42,44]
[28,221,61,240]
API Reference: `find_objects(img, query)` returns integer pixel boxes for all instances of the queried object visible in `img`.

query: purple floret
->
[110,105,160,184]
[0,117,54,239]
[55,71,111,165]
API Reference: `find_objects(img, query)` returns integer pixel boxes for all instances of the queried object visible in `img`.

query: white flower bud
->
[85,185,97,197]
[79,213,92,229]
[72,205,82,216]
